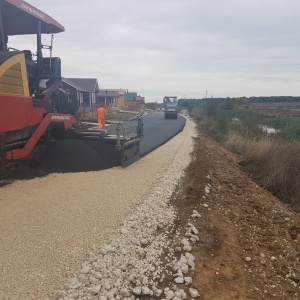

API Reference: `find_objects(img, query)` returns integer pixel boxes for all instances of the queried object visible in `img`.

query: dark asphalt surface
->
[0,112,185,182]
[139,112,186,156]
[107,111,186,157]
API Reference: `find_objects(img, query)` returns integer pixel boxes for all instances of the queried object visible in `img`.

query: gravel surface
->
[0,117,196,300]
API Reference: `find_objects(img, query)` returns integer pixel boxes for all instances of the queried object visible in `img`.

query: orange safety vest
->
[97,107,106,118]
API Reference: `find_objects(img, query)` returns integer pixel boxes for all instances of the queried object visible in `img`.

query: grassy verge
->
[189,100,300,211]
[224,133,300,210]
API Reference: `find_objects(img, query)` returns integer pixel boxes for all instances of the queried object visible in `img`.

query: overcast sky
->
[10,0,300,102]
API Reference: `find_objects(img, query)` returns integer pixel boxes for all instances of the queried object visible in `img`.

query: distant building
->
[61,78,99,118]
[124,91,145,110]
[60,78,145,116]
[98,89,126,109]
[97,90,119,107]
[124,92,138,101]
[136,96,145,102]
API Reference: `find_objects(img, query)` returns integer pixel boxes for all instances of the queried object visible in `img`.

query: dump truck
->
[163,96,178,119]
[0,0,142,171]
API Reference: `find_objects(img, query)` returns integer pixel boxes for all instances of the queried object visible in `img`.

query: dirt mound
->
[174,131,300,300]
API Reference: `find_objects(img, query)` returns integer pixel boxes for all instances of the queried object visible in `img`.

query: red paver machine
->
[0,0,142,170]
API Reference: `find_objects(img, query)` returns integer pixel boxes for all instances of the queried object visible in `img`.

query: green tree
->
[145,102,156,110]
[205,101,218,116]
[223,98,234,110]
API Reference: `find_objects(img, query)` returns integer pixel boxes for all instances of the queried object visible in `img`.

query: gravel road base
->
[0,117,196,300]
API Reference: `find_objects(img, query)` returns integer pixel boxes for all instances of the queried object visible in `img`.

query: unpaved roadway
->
[1,117,300,300]
[0,117,195,300]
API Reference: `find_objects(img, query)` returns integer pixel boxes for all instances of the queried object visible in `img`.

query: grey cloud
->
[9,0,300,101]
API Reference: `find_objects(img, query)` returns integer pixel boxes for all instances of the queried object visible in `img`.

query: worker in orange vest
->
[97,104,107,129]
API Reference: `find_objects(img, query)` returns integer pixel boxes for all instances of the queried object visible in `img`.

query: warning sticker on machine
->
[21,3,45,20]
[51,115,71,121]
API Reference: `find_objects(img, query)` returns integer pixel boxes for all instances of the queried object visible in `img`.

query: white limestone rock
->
[137,249,146,257]
[114,278,122,287]
[112,269,122,278]
[188,223,199,235]
[165,290,175,300]
[132,287,142,295]
[120,288,130,297]
[110,287,118,296]
[181,238,190,246]
[189,288,200,298]
[184,277,192,285]
[205,187,210,194]
[179,255,188,264]
[191,211,201,218]
[120,227,129,234]
[87,285,101,295]
[175,277,184,284]
[183,245,192,251]
[103,281,111,290]
[186,232,199,241]
[187,258,195,269]
[185,252,195,261]
[173,268,183,277]
[128,274,135,282]
[140,238,149,246]
[179,289,187,299]
[180,263,189,274]
[142,286,150,295]
[89,276,100,285]
[149,265,155,272]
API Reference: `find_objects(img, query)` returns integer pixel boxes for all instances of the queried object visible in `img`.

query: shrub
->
[200,104,300,210]
[255,140,300,204]
[224,133,272,159]
[205,101,218,116]
[225,133,300,209]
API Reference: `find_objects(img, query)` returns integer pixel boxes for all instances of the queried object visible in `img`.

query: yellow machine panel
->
[0,53,29,96]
